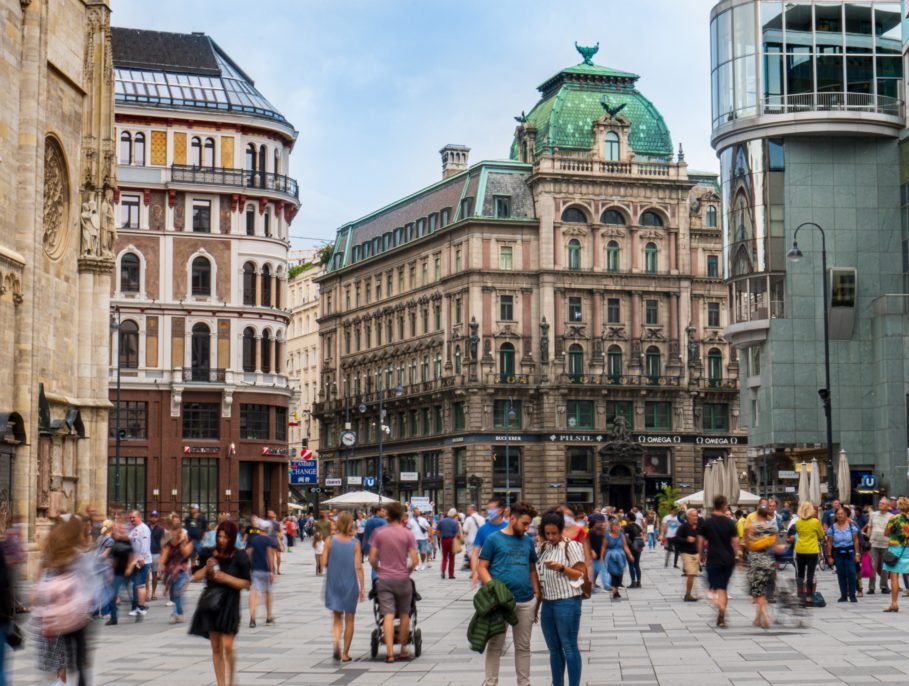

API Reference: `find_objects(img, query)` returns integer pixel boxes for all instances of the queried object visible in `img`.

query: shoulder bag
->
[559,541,592,600]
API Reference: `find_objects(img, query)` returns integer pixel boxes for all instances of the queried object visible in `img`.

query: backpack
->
[812,591,826,608]
[38,570,91,637]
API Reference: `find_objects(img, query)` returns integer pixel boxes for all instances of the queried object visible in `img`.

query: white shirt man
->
[408,508,432,570]
[462,506,485,546]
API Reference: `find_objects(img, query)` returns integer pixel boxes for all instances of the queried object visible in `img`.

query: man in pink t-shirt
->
[368,501,419,662]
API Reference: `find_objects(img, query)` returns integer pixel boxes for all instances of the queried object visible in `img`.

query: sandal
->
[341,656,352,663]
[385,656,396,663]
[883,606,900,613]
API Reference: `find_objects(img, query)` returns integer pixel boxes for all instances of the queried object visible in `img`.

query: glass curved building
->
[710,0,908,501]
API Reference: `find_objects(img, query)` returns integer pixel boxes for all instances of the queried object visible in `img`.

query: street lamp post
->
[504,398,517,508]
[109,306,122,505]
[787,222,835,500]
[376,379,403,497]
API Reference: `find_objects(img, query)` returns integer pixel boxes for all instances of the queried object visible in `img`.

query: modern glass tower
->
[710,0,907,501]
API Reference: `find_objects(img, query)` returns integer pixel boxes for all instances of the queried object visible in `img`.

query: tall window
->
[703,403,729,432]
[203,138,215,167]
[118,320,139,368]
[108,456,145,513]
[454,249,462,272]
[644,401,672,430]
[240,404,270,440]
[567,344,584,380]
[191,137,202,166]
[644,242,657,273]
[192,199,211,232]
[606,240,620,272]
[604,131,620,161]
[119,131,132,164]
[561,207,587,223]
[500,246,513,270]
[120,253,140,292]
[263,209,271,237]
[261,265,272,307]
[707,348,723,381]
[242,327,256,372]
[453,401,466,430]
[494,196,511,218]
[707,255,719,278]
[645,346,661,380]
[499,343,515,378]
[606,400,634,426]
[568,239,581,271]
[242,262,256,305]
[275,407,287,442]
[190,323,211,376]
[261,330,272,373]
[182,403,220,439]
[454,346,462,374]
[706,206,718,228]
[499,294,514,321]
[568,296,583,321]
[493,400,522,429]
[181,458,218,523]
[133,133,145,166]
[245,143,257,184]
[607,298,620,323]
[645,299,658,325]
[640,211,664,227]
[607,345,623,378]
[707,302,721,327]
[191,256,211,296]
[566,400,594,429]
[109,401,148,439]
[120,194,140,229]
[245,205,255,235]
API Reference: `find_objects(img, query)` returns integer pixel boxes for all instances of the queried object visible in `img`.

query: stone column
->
[592,290,603,363]
[630,291,642,370]
[669,232,678,273]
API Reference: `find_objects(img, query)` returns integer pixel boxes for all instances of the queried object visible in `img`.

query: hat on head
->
[150,510,159,517]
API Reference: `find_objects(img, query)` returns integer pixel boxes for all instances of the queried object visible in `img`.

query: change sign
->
[289,460,317,485]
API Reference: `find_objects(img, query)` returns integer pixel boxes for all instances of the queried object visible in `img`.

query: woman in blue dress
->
[882,496,909,613]
[604,518,633,601]
[322,511,366,661]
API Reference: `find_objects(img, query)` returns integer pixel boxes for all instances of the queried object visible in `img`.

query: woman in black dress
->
[190,520,251,686]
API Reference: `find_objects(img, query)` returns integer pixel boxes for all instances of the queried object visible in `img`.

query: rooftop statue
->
[575,42,599,66]
[601,95,627,120]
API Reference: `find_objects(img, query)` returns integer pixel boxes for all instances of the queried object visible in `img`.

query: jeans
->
[591,560,610,591]
[628,549,642,584]
[170,570,188,616]
[484,599,534,686]
[540,596,582,686]
[647,532,657,549]
[108,574,128,621]
[664,539,679,567]
[869,547,890,591]
[833,549,858,599]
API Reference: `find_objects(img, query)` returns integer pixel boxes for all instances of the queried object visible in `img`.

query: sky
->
[112,0,719,252]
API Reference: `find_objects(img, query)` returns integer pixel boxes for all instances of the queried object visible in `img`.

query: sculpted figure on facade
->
[468,317,479,361]
[539,317,550,363]
[80,197,100,256]
[686,322,700,369]
[42,138,69,259]
[100,188,117,256]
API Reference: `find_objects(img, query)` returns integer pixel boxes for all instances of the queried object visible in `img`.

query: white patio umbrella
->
[713,458,728,509]
[809,458,822,505]
[797,462,810,505]
[725,455,740,507]
[702,463,715,511]
[837,449,851,503]
[676,489,761,507]
[320,490,398,508]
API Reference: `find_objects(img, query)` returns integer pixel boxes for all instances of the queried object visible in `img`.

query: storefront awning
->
[0,412,26,444]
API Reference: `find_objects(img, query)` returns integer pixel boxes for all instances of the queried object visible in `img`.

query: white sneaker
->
[418,564,424,571]
[128,609,139,617]
[165,600,174,607]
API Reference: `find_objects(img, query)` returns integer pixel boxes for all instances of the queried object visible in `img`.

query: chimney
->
[440,144,470,179]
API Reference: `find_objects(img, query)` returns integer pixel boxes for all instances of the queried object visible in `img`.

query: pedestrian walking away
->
[245,517,278,627]
[882,496,909,612]
[624,514,645,588]
[189,520,251,686]
[322,512,366,662]
[587,513,609,593]
[462,504,485,569]
[698,495,740,628]
[744,504,779,627]
[675,508,701,602]
[160,520,192,624]
[535,511,586,686]
[438,509,462,580]
[477,501,540,686]
[788,501,825,606]
[408,508,433,570]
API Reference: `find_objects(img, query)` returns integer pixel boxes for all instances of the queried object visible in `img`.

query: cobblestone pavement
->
[9,544,909,685]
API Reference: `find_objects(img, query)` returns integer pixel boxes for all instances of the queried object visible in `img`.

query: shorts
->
[681,553,700,576]
[706,563,734,591]
[417,540,430,555]
[376,577,413,617]
[131,564,150,586]
[151,553,161,569]
[251,570,272,592]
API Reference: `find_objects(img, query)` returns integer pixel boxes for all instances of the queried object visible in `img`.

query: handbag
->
[5,622,23,650]
[198,583,228,612]
[452,536,463,555]
[883,547,905,567]
[555,541,592,600]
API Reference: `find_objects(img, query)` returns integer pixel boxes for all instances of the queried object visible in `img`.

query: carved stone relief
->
[43,137,69,260]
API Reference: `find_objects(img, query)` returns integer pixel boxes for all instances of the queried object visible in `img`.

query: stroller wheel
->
[370,629,379,658]
[413,628,422,658]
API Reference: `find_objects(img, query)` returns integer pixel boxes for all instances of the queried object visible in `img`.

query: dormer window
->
[604,131,620,161]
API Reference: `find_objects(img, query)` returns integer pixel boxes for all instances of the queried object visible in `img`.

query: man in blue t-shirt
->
[363,505,388,580]
[470,497,508,585]
[477,501,539,686]
[246,517,277,628]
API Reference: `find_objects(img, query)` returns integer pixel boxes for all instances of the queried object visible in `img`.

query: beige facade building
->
[287,264,323,462]
[313,47,746,513]
[0,0,116,546]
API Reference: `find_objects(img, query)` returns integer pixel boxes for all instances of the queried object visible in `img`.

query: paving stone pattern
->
[9,545,909,685]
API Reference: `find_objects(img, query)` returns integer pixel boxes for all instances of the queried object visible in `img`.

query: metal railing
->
[487,373,533,385]
[761,92,903,118]
[702,377,738,390]
[182,367,226,383]
[171,165,299,200]
[560,373,682,387]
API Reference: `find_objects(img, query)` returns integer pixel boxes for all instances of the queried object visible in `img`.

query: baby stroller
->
[369,579,422,659]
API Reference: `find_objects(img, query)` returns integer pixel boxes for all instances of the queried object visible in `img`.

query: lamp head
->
[787,241,803,262]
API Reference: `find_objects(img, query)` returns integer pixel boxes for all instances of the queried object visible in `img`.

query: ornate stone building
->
[313,47,746,512]
[107,29,299,520]
[287,263,323,466]
[0,0,116,548]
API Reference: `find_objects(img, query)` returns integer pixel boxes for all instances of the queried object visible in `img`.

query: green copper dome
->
[511,45,673,161]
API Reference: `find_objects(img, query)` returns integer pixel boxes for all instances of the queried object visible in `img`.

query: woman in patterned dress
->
[744,505,779,628]
[882,496,909,612]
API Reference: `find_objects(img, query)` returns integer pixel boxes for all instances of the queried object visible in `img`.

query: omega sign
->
[638,435,682,445]
[695,436,740,446]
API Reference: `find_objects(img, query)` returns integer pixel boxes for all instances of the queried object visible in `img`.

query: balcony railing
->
[560,373,682,387]
[538,150,685,180]
[761,92,903,119]
[702,377,738,390]
[486,373,533,385]
[171,165,299,200]
[181,367,226,383]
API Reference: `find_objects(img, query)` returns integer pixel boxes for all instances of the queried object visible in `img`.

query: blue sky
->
[112,0,718,251]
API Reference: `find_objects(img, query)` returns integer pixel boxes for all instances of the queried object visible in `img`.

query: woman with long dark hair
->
[189,520,251,686]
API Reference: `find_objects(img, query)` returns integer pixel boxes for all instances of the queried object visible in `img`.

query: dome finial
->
[575,41,599,66]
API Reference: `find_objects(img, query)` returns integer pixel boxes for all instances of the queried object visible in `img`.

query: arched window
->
[190,323,211,377]
[561,207,587,224]
[604,131,620,161]
[118,320,139,369]
[203,137,215,168]
[258,145,267,186]
[133,132,145,166]
[191,256,211,296]
[242,327,256,372]
[261,330,272,373]
[607,240,620,272]
[274,338,282,374]
[274,273,282,309]
[601,209,626,225]
[245,143,257,185]
[567,344,584,381]
[263,208,271,237]
[454,346,462,375]
[261,264,272,307]
[498,342,515,380]
[191,137,202,167]
[119,131,132,165]
[706,206,718,228]
[607,345,623,378]
[568,239,581,271]
[120,253,140,292]
[644,242,658,273]
[242,262,256,306]
[645,346,661,380]
[640,211,664,227]
[707,348,723,382]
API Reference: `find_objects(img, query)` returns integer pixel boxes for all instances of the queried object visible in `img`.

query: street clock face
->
[340,430,357,447]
